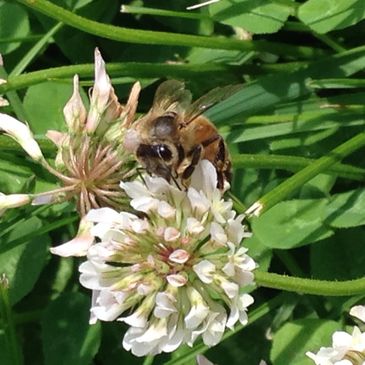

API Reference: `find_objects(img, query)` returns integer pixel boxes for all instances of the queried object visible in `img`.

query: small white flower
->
[306,326,365,365]
[0,113,44,162]
[0,193,31,216]
[50,216,94,257]
[79,160,256,356]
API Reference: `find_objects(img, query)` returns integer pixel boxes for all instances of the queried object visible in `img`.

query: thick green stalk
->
[0,275,22,365]
[255,271,365,296]
[15,0,324,59]
[247,131,365,215]
[0,62,240,94]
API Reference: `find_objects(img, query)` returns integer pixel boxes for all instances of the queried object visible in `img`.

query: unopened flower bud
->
[63,75,87,133]
[0,193,31,216]
[0,113,44,162]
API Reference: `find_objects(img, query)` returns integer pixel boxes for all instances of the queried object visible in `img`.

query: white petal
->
[210,222,227,245]
[186,217,205,234]
[350,305,365,323]
[63,74,87,132]
[131,196,159,213]
[193,260,215,284]
[188,187,210,215]
[184,287,209,329]
[0,193,31,211]
[120,180,150,199]
[166,273,188,287]
[50,235,93,257]
[158,201,176,219]
[164,227,180,242]
[169,249,190,264]
[0,113,44,161]
[190,160,217,197]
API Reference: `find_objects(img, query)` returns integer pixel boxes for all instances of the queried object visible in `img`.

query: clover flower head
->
[0,48,141,257]
[79,160,256,356]
[306,305,365,365]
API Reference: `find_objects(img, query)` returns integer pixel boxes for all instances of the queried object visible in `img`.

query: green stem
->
[232,154,365,181]
[247,131,365,216]
[164,293,284,365]
[142,355,154,365]
[15,0,324,59]
[0,62,240,94]
[0,275,22,365]
[255,271,365,296]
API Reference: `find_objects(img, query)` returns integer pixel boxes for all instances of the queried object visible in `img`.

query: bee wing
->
[152,80,192,113]
[185,84,242,124]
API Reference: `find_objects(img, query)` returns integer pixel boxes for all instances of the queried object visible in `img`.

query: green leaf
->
[251,199,333,249]
[209,0,292,34]
[0,216,49,304]
[271,319,341,365]
[244,234,272,272]
[42,292,101,365]
[0,1,30,54]
[311,227,365,280]
[23,81,80,134]
[298,0,365,34]
[325,188,365,228]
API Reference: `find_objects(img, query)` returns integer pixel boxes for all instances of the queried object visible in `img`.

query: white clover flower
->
[0,49,141,257]
[306,305,365,365]
[79,160,256,356]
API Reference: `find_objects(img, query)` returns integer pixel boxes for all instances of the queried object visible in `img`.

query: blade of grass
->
[10,22,63,77]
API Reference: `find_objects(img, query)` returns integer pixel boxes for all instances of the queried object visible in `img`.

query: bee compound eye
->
[157,144,173,161]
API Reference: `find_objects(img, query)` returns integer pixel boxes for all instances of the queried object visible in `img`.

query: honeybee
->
[124,80,240,190]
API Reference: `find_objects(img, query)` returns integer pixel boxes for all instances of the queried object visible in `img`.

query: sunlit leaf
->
[298,0,365,34]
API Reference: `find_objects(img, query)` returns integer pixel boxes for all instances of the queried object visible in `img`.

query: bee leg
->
[181,144,203,188]
[136,167,148,186]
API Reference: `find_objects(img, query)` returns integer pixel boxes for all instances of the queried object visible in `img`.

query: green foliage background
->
[1,0,365,364]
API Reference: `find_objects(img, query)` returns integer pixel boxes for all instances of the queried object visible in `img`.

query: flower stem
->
[255,271,365,296]
[0,275,23,365]
[15,0,324,59]
[142,355,155,365]
[247,131,365,216]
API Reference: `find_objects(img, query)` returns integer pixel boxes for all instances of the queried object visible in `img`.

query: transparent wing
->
[151,79,192,113]
[185,84,242,123]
